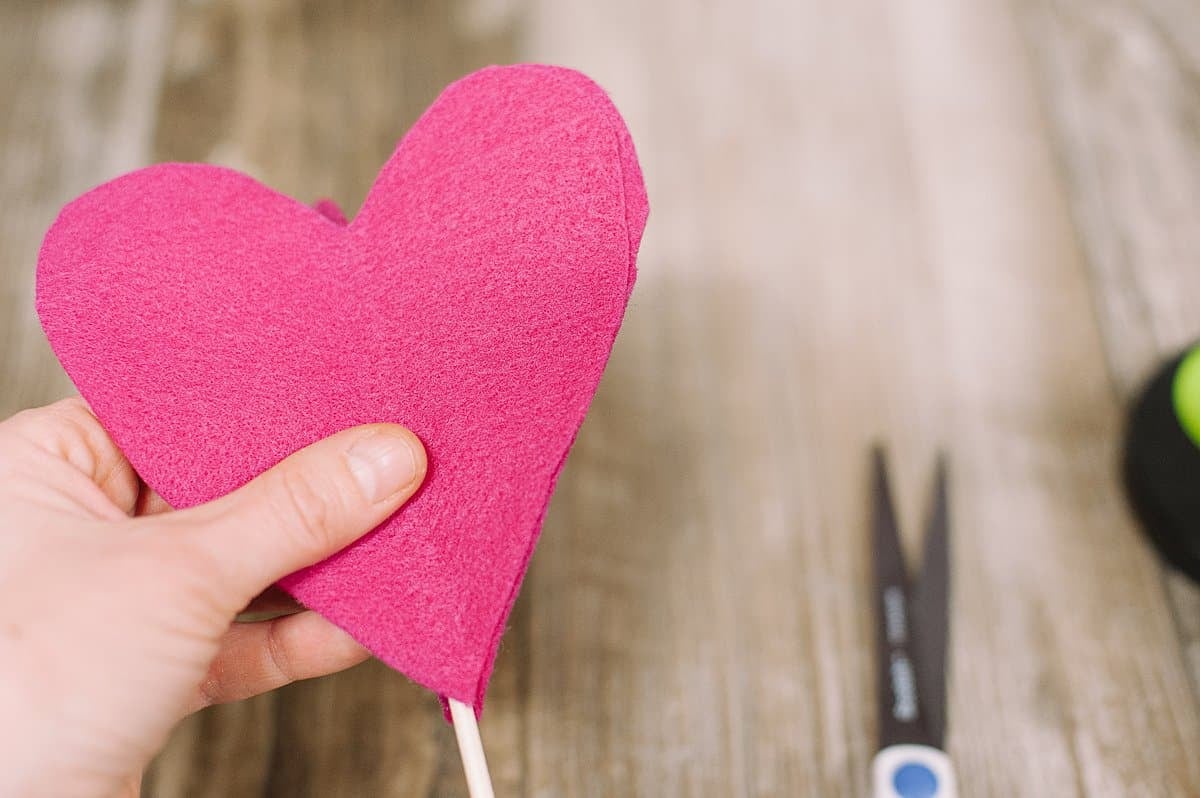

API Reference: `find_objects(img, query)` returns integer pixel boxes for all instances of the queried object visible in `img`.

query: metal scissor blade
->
[910,452,950,749]
[872,447,934,749]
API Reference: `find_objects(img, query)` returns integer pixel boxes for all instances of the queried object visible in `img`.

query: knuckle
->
[194,674,221,710]
[264,621,296,686]
[2,398,115,483]
[268,467,340,554]
[48,396,94,422]
[10,397,88,428]
[34,398,97,443]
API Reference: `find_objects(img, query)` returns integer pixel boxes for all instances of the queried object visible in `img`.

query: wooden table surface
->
[3,0,1200,795]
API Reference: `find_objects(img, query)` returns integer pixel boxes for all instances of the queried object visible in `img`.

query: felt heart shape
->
[36,65,647,712]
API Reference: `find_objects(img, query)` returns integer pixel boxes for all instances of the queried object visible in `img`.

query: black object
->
[1123,350,1200,583]
[872,447,949,751]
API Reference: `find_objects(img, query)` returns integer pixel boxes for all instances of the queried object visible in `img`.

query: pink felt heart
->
[35,65,647,711]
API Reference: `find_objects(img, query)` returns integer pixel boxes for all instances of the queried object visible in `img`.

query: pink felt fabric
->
[35,65,647,712]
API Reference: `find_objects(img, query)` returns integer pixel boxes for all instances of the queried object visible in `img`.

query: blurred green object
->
[1124,343,1200,584]
[1172,345,1200,449]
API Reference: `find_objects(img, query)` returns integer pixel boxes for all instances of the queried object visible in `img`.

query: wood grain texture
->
[1014,0,1200,706]
[523,0,1200,794]
[1,0,1199,795]
[0,0,171,417]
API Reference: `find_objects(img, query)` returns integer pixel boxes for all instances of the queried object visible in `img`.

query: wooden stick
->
[449,698,496,798]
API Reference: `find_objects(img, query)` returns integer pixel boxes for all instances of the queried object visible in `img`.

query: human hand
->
[0,398,427,797]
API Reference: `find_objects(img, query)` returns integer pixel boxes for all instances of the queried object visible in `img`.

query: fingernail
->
[345,431,420,503]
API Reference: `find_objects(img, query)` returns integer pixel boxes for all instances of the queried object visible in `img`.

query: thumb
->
[170,424,426,604]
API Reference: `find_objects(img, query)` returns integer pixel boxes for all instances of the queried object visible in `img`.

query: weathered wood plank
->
[142,695,277,798]
[1015,0,1200,717]
[893,1,1200,792]
[4,0,1200,795]
[520,0,1200,794]
[0,0,173,417]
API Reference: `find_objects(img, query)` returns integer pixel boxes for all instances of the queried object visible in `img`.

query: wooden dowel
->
[449,698,496,798]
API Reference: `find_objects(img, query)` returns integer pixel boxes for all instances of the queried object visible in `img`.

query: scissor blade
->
[871,447,934,750]
[910,453,950,749]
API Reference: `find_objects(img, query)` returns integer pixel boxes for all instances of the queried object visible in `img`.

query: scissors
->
[870,447,957,798]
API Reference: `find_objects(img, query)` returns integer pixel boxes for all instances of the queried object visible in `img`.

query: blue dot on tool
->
[893,762,939,798]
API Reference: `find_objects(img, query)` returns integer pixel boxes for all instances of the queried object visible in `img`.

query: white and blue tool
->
[870,448,957,798]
